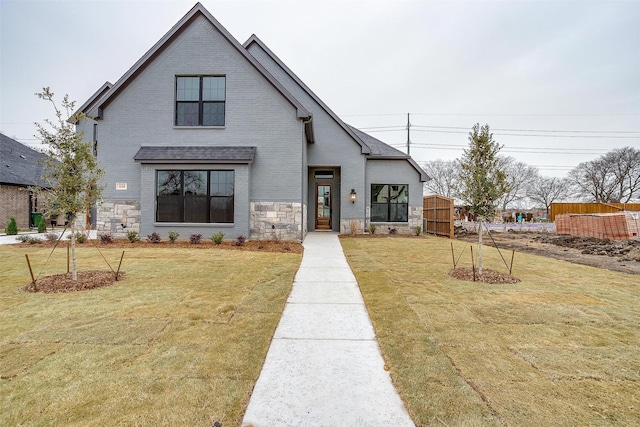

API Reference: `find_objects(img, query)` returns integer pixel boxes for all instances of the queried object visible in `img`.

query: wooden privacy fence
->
[550,202,640,222]
[556,212,639,240]
[423,195,454,239]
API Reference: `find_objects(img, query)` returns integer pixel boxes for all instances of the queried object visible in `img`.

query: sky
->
[1,0,639,178]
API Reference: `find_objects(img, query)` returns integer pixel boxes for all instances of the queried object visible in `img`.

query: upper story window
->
[175,76,226,126]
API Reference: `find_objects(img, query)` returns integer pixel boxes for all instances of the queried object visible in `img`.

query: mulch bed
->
[449,267,521,284]
[22,271,125,294]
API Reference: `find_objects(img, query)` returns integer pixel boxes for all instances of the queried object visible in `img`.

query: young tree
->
[457,123,508,273]
[422,159,459,198]
[34,88,104,281]
[527,176,572,217]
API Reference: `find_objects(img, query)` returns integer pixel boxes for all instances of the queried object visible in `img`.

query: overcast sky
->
[1,0,639,178]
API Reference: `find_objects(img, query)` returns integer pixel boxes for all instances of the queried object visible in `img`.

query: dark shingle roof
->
[0,133,49,187]
[133,146,257,163]
[347,125,408,158]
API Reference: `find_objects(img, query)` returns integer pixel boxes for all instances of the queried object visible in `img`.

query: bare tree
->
[569,147,640,203]
[527,176,572,216]
[497,156,539,211]
[422,159,459,198]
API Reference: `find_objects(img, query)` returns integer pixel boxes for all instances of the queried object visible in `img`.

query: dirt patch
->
[456,229,640,275]
[449,267,521,284]
[23,271,125,293]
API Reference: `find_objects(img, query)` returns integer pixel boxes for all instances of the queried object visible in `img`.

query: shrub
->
[67,232,87,243]
[235,235,246,246]
[126,230,140,243]
[147,232,161,244]
[17,235,42,244]
[99,233,114,244]
[389,227,397,235]
[189,233,203,244]
[5,217,18,235]
[415,225,422,236]
[44,233,59,243]
[168,230,179,244]
[211,231,224,245]
[37,217,47,233]
[368,224,377,234]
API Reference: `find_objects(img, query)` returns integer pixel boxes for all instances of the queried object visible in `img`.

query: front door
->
[315,184,332,230]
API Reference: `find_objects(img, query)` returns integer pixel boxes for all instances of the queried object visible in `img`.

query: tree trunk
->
[70,215,77,281]
[477,218,484,274]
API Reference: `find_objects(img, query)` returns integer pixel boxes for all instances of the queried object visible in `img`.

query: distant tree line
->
[422,146,640,215]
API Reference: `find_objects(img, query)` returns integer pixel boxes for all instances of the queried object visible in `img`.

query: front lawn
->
[341,236,639,426]
[0,244,301,426]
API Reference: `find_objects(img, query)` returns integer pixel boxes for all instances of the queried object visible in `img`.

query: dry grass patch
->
[341,236,640,426]
[0,244,300,426]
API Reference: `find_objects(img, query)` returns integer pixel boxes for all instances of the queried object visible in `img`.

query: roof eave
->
[244,35,371,154]
[93,3,310,120]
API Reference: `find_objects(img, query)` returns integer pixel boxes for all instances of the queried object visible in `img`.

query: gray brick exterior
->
[77,6,426,241]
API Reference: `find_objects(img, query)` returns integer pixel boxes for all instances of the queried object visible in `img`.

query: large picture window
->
[176,76,225,126]
[156,170,234,223]
[371,184,408,222]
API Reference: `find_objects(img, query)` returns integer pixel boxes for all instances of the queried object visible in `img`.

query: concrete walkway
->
[242,232,414,426]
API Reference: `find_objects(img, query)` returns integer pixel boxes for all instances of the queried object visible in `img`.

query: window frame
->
[370,183,409,223]
[156,170,234,223]
[175,75,226,127]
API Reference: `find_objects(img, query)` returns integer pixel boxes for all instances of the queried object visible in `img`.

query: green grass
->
[0,244,301,426]
[341,236,640,427]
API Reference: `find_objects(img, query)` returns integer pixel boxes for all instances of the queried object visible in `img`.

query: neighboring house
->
[76,2,428,241]
[0,133,48,230]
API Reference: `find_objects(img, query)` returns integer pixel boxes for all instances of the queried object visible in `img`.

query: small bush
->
[37,217,47,233]
[415,225,422,236]
[44,233,59,243]
[67,232,87,243]
[126,230,140,243]
[147,232,161,244]
[168,231,179,244]
[16,235,42,244]
[189,233,203,244]
[389,227,397,235]
[368,224,377,234]
[5,217,18,235]
[99,233,114,244]
[235,235,246,246]
[211,231,224,245]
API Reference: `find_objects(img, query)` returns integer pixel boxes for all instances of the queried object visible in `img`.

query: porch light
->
[350,189,357,203]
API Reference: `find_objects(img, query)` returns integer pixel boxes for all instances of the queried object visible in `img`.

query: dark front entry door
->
[315,184,332,230]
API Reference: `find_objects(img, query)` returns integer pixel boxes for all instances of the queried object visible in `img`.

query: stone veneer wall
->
[365,206,423,235]
[96,200,141,234]
[340,219,365,235]
[250,201,303,241]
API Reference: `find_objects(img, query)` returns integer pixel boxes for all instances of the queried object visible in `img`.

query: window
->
[176,76,225,126]
[371,184,408,222]
[156,170,234,223]
[92,123,98,156]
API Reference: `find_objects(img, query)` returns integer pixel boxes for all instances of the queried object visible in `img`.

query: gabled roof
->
[85,3,310,120]
[71,81,112,122]
[348,126,429,182]
[133,146,256,164]
[244,35,371,155]
[0,133,49,187]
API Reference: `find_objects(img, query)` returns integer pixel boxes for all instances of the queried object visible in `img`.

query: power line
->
[411,125,640,134]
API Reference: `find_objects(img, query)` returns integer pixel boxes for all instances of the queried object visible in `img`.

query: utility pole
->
[406,113,411,155]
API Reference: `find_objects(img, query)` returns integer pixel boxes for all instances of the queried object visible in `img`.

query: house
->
[76,3,428,241]
[0,133,49,230]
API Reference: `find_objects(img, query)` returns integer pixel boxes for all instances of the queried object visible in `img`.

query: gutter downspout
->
[301,117,312,242]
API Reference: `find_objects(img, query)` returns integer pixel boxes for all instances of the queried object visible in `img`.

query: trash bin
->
[31,212,43,229]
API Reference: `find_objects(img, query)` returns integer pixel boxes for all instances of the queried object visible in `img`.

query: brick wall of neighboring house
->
[0,184,30,230]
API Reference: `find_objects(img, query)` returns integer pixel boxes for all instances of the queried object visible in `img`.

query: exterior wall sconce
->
[350,189,357,203]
